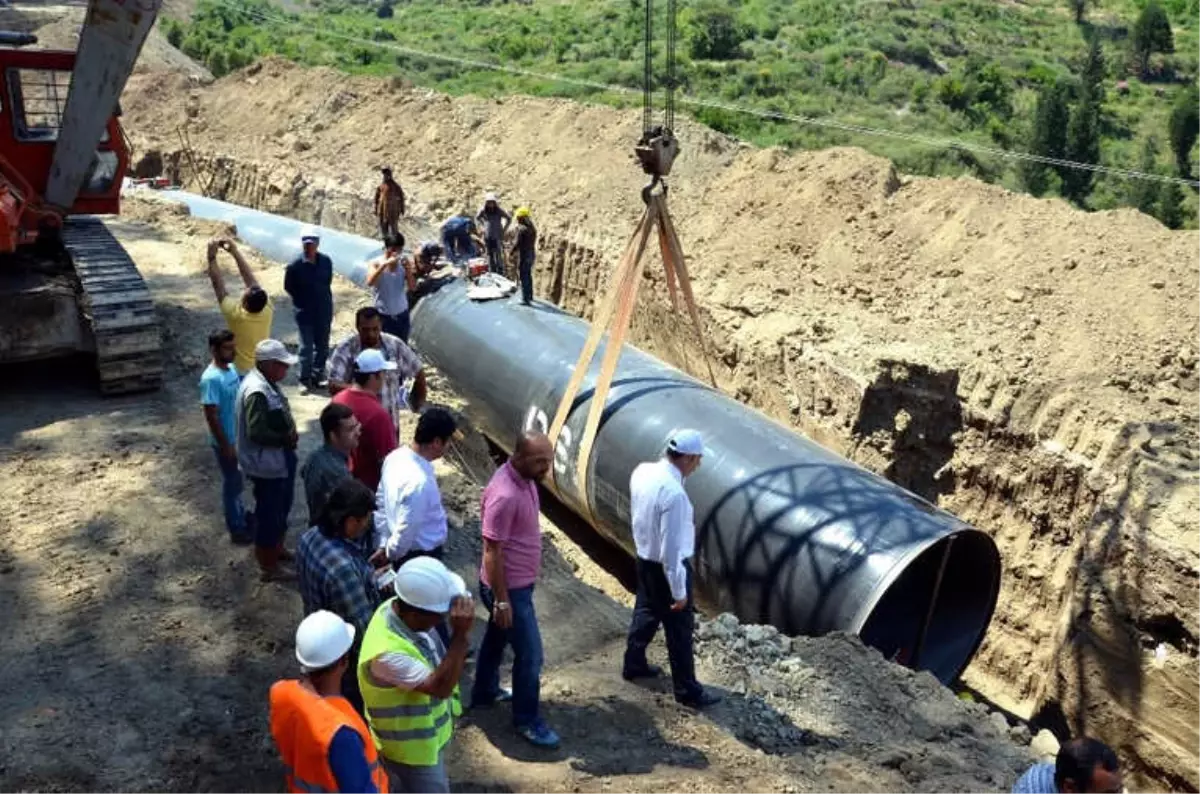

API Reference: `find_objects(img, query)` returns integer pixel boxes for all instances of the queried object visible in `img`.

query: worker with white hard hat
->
[269,611,390,793]
[284,224,335,393]
[357,557,474,793]
[475,191,511,275]
[622,428,722,709]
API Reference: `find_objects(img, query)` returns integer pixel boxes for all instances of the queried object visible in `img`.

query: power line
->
[209,0,1199,188]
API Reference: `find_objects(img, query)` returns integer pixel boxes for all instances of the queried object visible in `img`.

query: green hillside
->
[169,0,1199,227]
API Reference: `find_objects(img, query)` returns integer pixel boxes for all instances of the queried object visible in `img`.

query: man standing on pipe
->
[471,432,560,749]
[511,207,537,306]
[374,167,405,242]
[285,227,334,394]
[622,429,721,709]
[475,192,511,276]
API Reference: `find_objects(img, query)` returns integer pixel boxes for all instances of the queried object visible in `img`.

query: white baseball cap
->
[255,338,299,366]
[300,225,320,243]
[484,192,498,203]
[295,610,355,672]
[667,428,709,457]
[395,557,468,614]
[355,348,397,374]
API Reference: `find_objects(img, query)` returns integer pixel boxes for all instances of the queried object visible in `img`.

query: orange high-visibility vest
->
[269,680,390,793]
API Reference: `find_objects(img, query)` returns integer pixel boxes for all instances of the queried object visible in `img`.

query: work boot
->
[622,663,663,682]
[676,688,722,710]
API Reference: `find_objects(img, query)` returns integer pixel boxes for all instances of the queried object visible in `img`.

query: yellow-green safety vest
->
[357,600,462,767]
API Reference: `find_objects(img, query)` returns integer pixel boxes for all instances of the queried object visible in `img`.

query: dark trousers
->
[342,642,365,717]
[212,446,247,539]
[379,217,399,241]
[473,583,543,727]
[393,545,449,645]
[624,558,702,702]
[380,309,410,343]
[296,315,331,385]
[485,237,504,275]
[518,251,535,304]
[249,451,297,568]
[442,229,475,263]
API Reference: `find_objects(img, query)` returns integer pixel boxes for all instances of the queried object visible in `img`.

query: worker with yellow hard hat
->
[358,557,473,793]
[511,206,537,306]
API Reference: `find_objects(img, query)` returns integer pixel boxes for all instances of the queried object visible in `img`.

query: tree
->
[1079,35,1106,104]
[1062,93,1101,204]
[163,19,184,48]
[1168,84,1199,178]
[376,2,393,19]
[1157,182,1185,228]
[1128,137,1162,214]
[1131,0,1174,76]
[684,1,748,60]
[1069,0,1097,23]
[1021,80,1071,196]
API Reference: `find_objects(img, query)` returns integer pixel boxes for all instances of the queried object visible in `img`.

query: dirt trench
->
[128,129,1199,789]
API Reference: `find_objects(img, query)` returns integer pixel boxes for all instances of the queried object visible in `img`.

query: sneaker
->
[622,664,663,682]
[470,688,513,709]
[676,689,722,709]
[516,718,560,749]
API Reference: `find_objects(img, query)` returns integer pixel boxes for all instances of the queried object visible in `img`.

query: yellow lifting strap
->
[545,193,716,520]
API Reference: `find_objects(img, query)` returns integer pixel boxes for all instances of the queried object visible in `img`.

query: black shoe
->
[622,664,663,682]
[676,689,722,709]
[229,531,254,547]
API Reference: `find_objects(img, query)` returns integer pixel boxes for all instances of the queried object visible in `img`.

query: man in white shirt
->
[374,408,460,569]
[622,429,721,709]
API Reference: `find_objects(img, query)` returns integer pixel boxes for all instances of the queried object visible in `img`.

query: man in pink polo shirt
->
[471,431,558,749]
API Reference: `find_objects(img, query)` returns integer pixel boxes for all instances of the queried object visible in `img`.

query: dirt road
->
[0,204,1034,792]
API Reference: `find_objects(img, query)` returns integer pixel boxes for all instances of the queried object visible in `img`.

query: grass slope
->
[169,0,1199,226]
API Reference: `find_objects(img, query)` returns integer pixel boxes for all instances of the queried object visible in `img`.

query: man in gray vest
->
[236,338,300,581]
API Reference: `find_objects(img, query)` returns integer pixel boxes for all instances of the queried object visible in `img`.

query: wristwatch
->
[495,601,510,611]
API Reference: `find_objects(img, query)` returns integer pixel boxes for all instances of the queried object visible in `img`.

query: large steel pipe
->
[152,189,1002,683]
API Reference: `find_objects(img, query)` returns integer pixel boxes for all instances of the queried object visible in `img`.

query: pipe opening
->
[858,530,1001,683]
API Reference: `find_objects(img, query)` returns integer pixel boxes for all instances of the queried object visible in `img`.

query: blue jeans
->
[296,314,331,384]
[442,229,475,263]
[380,309,410,342]
[249,450,297,550]
[472,582,543,727]
[518,251,535,303]
[212,446,247,538]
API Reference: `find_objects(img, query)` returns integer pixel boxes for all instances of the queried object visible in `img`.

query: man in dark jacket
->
[284,227,335,392]
[511,207,537,305]
[476,192,511,275]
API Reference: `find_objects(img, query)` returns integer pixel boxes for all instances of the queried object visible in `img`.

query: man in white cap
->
[475,192,511,275]
[332,348,398,493]
[284,226,334,393]
[358,557,474,793]
[269,610,388,793]
[621,428,721,709]
[235,338,300,581]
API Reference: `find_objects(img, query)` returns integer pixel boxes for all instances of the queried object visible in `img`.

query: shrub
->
[684,1,749,61]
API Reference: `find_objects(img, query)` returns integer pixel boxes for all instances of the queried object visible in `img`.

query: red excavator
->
[0,0,163,394]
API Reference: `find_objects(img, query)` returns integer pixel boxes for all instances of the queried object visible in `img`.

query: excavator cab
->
[0,41,128,250]
[0,0,162,395]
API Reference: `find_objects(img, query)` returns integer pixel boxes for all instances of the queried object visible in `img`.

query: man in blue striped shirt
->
[1012,737,1122,793]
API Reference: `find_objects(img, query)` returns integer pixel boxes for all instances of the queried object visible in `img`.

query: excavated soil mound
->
[120,58,1199,790]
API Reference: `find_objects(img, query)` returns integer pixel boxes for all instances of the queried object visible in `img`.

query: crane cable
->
[204,0,1200,188]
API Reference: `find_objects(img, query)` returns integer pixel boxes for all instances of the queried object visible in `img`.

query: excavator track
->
[61,216,163,395]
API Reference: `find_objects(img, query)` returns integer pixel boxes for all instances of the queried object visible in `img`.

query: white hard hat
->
[295,610,355,672]
[395,557,468,614]
[484,192,498,203]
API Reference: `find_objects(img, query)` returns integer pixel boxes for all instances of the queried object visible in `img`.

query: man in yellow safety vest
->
[357,556,473,793]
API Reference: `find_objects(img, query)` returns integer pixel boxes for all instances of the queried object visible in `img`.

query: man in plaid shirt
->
[327,307,426,436]
[296,478,385,714]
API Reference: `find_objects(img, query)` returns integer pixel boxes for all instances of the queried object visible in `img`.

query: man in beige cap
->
[236,339,300,580]
[358,557,474,793]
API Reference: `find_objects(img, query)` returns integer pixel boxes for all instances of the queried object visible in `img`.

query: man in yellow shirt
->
[206,237,274,375]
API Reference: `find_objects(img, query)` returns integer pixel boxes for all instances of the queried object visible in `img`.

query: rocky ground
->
[0,201,1044,792]
[115,57,1200,790]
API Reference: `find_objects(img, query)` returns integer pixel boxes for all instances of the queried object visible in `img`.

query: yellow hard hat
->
[515,206,531,219]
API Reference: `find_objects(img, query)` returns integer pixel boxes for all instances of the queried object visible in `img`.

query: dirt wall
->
[121,59,1199,790]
